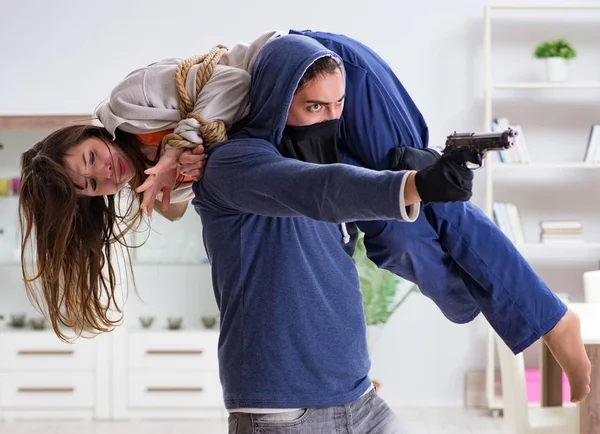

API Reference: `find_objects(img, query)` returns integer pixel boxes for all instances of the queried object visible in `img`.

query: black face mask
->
[280,119,340,164]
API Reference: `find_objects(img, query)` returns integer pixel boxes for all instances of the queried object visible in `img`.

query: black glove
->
[389,146,440,171]
[414,149,478,204]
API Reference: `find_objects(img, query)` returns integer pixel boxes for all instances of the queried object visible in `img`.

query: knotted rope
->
[161,45,229,150]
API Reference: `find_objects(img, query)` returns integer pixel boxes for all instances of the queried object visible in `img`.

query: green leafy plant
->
[533,39,577,59]
[353,231,418,352]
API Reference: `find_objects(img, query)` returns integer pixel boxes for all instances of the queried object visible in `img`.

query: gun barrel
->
[445,129,516,151]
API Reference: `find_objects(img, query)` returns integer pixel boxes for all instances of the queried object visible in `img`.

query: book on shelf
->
[491,117,530,164]
[492,201,525,244]
[539,220,582,230]
[539,220,583,244]
[583,124,600,163]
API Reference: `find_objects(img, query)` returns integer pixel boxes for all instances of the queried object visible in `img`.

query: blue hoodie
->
[192,34,418,409]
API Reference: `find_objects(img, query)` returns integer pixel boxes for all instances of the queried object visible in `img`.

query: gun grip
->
[444,148,484,169]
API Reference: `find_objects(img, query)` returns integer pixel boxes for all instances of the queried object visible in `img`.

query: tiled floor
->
[0,408,505,433]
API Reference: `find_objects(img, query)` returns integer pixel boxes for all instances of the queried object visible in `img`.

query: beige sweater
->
[94,30,282,203]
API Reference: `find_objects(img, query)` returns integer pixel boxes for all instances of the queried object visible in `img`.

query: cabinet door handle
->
[18,387,75,393]
[146,387,204,393]
[146,350,203,355]
[17,350,74,356]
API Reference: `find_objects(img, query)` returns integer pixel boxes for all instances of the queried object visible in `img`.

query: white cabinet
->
[0,373,95,409]
[0,327,225,421]
[127,331,219,370]
[0,332,94,371]
[127,371,222,409]
[0,330,111,421]
[112,327,225,420]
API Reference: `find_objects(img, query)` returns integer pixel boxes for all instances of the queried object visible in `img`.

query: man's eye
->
[307,104,322,112]
[90,151,95,165]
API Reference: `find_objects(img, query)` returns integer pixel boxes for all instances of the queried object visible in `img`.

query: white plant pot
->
[545,57,569,82]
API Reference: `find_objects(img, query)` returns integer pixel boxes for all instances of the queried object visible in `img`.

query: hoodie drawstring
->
[341,223,350,244]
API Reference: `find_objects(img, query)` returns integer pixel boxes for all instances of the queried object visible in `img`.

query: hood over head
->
[239,34,343,148]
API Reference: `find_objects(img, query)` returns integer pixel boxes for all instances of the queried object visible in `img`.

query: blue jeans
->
[228,389,405,433]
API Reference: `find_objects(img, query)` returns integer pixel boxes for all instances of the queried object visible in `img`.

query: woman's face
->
[63,137,135,196]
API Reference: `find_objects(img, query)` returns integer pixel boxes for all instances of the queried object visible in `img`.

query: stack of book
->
[539,221,583,244]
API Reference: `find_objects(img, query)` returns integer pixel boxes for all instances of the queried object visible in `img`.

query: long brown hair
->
[19,125,152,342]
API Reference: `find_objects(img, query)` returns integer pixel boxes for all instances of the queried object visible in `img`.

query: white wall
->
[2,0,600,407]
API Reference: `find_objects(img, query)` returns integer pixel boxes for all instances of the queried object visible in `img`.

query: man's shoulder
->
[193,137,280,214]
[207,137,279,160]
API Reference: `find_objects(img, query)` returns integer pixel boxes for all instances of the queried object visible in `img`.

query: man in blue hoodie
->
[192,34,479,433]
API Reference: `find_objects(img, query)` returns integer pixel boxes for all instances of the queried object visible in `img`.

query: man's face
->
[286,69,345,127]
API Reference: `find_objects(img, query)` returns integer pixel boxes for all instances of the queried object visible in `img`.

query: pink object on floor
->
[525,368,571,403]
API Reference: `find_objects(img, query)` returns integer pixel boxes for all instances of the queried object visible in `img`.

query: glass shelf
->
[2,259,210,267]
[132,258,209,266]
[126,325,219,333]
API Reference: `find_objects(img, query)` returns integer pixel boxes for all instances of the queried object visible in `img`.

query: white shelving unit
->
[482,3,600,416]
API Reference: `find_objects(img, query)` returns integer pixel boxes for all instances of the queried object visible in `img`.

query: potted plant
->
[533,39,577,82]
[353,231,418,389]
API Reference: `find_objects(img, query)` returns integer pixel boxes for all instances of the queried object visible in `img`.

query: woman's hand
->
[135,169,177,217]
[136,148,183,216]
[178,146,207,181]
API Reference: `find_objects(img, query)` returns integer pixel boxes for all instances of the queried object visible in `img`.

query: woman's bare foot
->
[542,308,591,403]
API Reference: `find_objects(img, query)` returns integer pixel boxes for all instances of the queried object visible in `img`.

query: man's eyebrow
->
[305,94,345,105]
[305,99,330,105]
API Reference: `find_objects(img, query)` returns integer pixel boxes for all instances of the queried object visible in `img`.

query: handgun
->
[442,128,517,169]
